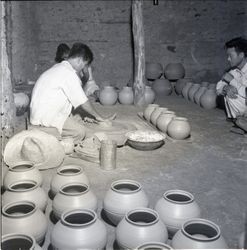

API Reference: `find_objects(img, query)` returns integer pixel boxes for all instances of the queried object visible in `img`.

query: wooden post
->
[132,0,146,106]
[1,1,16,151]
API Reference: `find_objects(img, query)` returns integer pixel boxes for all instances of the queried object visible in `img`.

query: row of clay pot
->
[176,81,217,109]
[99,86,156,105]
[146,62,185,81]
[143,104,191,140]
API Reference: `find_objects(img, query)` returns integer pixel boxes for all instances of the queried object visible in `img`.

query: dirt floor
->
[4,92,247,249]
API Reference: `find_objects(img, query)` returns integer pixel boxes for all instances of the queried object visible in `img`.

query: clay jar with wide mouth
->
[52,183,98,219]
[154,189,201,237]
[143,104,159,122]
[2,201,48,245]
[1,233,42,250]
[156,111,176,133]
[118,86,134,105]
[167,117,191,140]
[50,164,89,197]
[116,208,168,249]
[144,86,156,104]
[3,161,43,189]
[137,242,173,250]
[103,179,149,226]
[99,86,118,105]
[171,218,228,249]
[51,209,107,250]
[150,107,169,126]
[2,180,48,211]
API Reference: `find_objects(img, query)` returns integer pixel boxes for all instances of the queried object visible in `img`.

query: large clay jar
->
[194,86,207,105]
[171,218,228,249]
[200,89,217,109]
[103,179,149,225]
[154,190,201,237]
[50,164,89,197]
[188,83,200,102]
[119,86,134,105]
[99,86,118,105]
[143,104,159,122]
[175,79,188,96]
[156,111,176,133]
[152,79,173,96]
[2,201,48,244]
[137,242,173,250]
[116,208,168,249]
[182,82,193,100]
[2,180,48,211]
[145,86,156,104]
[146,62,163,80]
[164,63,185,80]
[167,117,191,140]
[1,233,42,250]
[3,161,43,189]
[52,183,97,219]
[51,209,107,250]
[150,107,169,126]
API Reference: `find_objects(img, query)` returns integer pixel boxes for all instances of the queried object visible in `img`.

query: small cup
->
[100,140,117,170]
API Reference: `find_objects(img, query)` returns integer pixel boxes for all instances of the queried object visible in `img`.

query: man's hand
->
[222,72,234,84]
[95,113,117,122]
[223,85,238,99]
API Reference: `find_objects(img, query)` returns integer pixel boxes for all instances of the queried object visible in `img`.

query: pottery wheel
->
[83,120,137,146]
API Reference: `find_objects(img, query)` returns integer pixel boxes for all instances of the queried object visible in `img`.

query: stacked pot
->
[143,104,191,140]
[181,81,217,109]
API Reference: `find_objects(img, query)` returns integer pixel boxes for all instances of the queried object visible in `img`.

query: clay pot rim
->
[103,85,115,89]
[59,182,89,196]
[8,180,38,192]
[181,218,221,241]
[9,161,35,172]
[125,207,159,226]
[160,111,175,116]
[2,233,36,249]
[163,189,194,204]
[61,209,97,227]
[57,165,83,176]
[137,241,173,250]
[2,201,36,218]
[111,179,142,194]
[172,117,188,122]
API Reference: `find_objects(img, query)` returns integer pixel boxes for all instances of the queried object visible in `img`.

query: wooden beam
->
[132,0,146,106]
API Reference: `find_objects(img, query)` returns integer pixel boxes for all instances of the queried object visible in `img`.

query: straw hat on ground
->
[4,129,65,170]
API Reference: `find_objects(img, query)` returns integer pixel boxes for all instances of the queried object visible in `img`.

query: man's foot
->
[230,126,246,135]
[235,117,247,133]
[226,117,237,123]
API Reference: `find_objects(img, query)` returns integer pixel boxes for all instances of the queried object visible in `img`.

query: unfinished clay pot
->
[182,82,193,100]
[51,209,107,250]
[164,63,185,80]
[150,107,169,126]
[175,79,188,96]
[103,179,149,225]
[116,208,168,249]
[154,190,201,237]
[194,86,207,105]
[200,89,217,109]
[137,242,173,250]
[50,164,89,196]
[1,233,42,250]
[143,104,159,122]
[119,86,134,105]
[52,183,97,219]
[188,83,200,102]
[2,180,47,211]
[171,218,228,249]
[3,161,43,189]
[99,86,118,105]
[145,86,156,104]
[2,201,48,245]
[156,111,176,133]
[146,62,163,80]
[152,79,173,96]
[167,117,191,140]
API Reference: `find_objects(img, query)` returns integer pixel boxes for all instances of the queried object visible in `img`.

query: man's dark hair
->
[68,43,93,64]
[55,43,70,63]
[225,37,247,57]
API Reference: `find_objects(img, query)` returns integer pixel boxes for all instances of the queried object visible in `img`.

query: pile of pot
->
[143,104,191,140]
[179,81,217,110]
